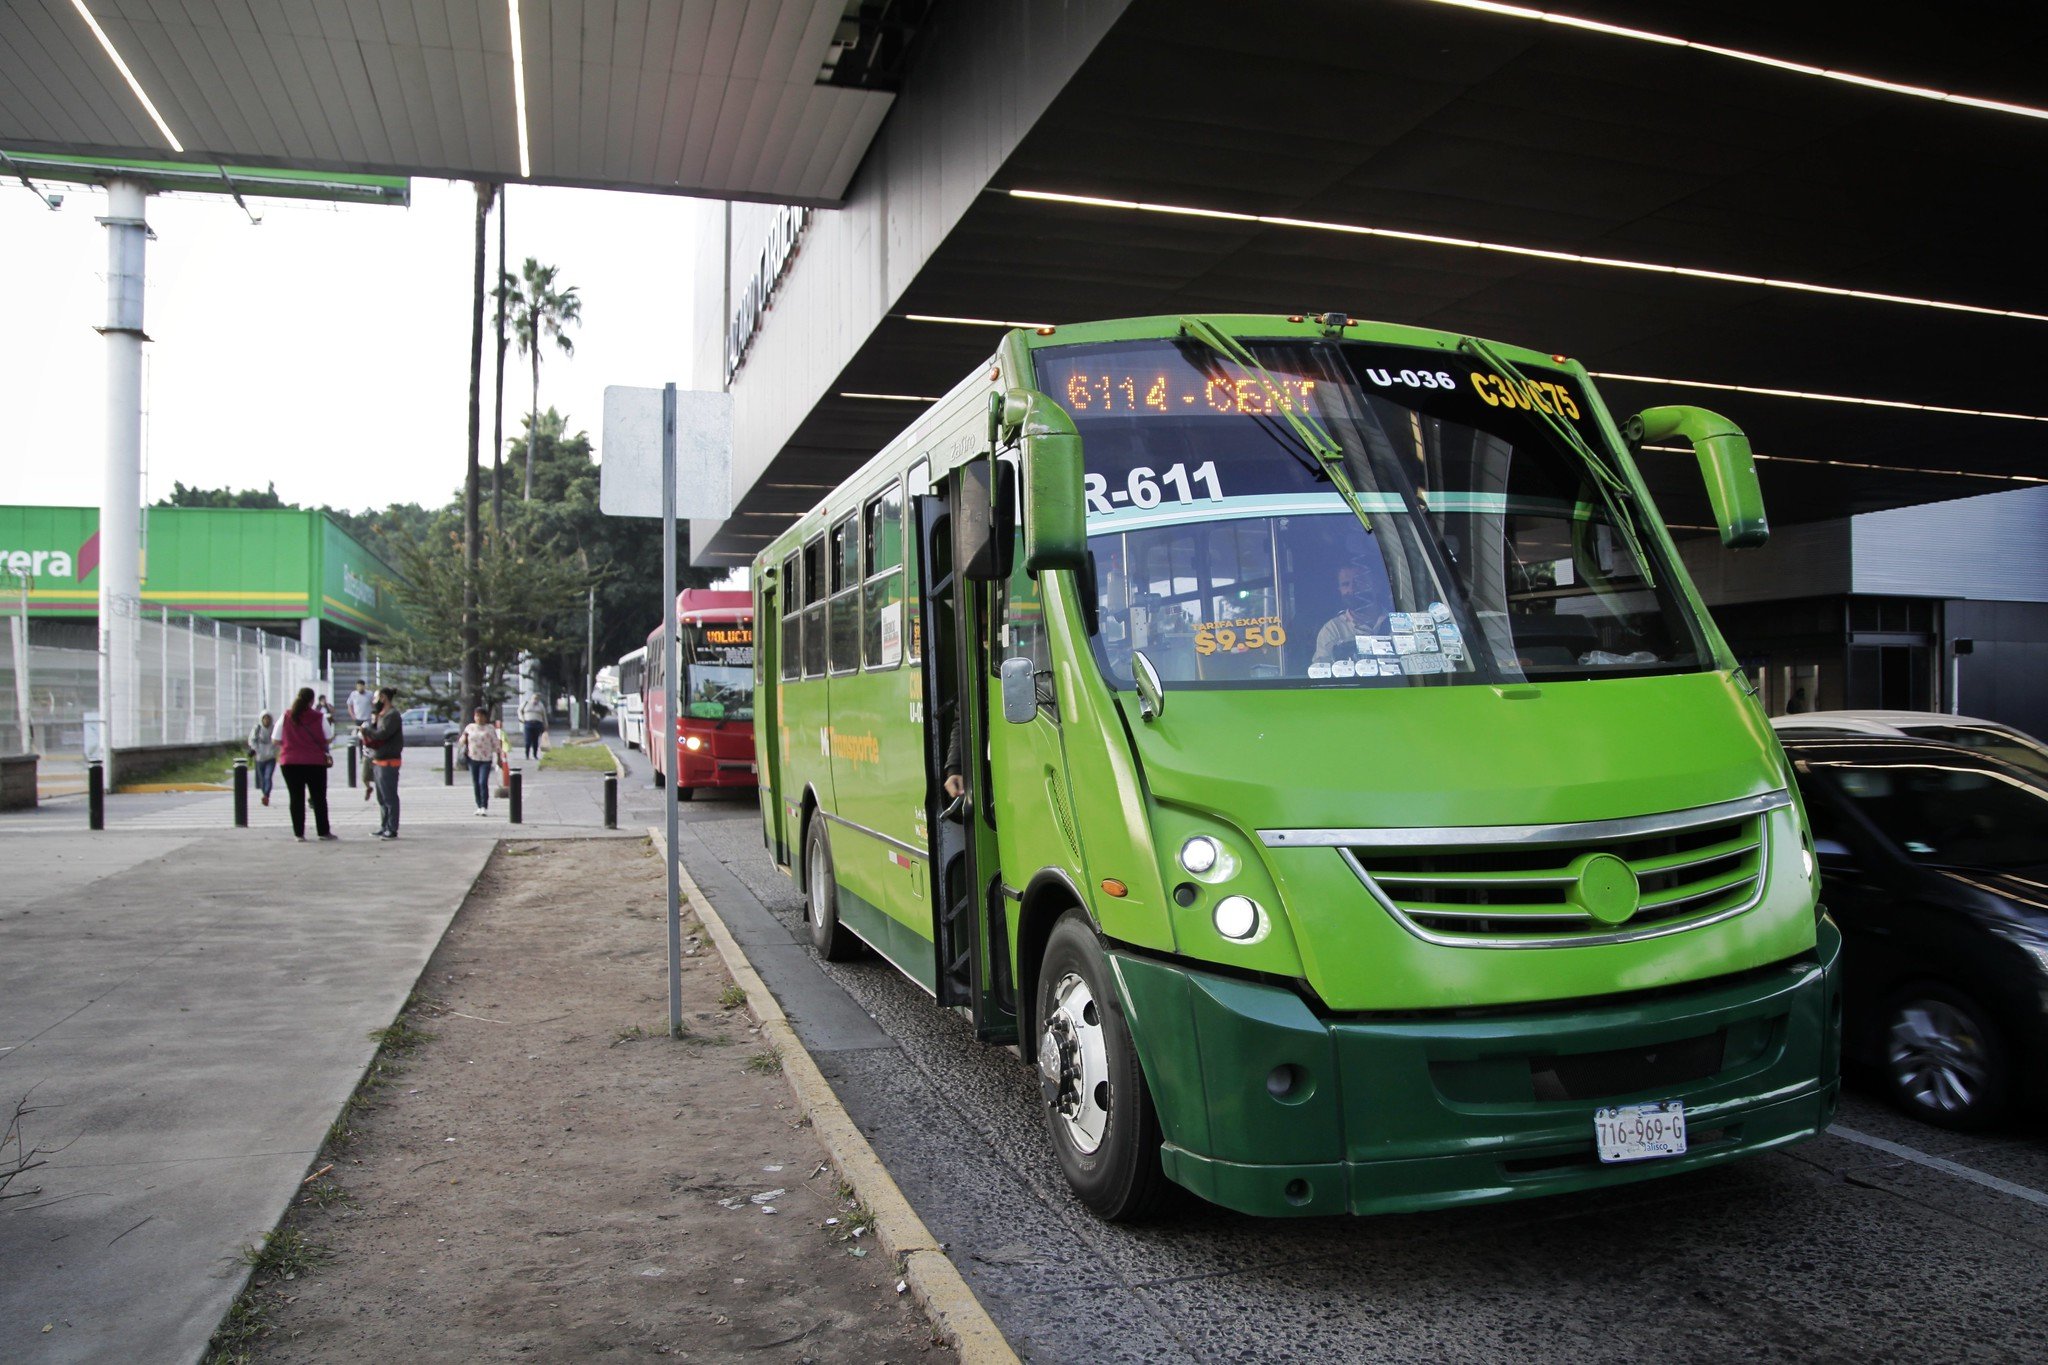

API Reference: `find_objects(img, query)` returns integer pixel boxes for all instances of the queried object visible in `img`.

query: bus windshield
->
[680,622,756,720]
[1037,338,1707,691]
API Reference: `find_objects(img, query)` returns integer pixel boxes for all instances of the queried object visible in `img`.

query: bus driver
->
[1312,561,1391,665]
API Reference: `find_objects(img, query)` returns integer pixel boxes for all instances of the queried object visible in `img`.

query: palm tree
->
[462,182,495,716]
[505,257,582,501]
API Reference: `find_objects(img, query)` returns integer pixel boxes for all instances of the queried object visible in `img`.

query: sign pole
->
[662,382,682,1039]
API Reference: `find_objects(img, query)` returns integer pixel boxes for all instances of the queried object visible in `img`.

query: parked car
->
[398,706,463,748]
[1783,735,2048,1129]
[1774,709,2048,781]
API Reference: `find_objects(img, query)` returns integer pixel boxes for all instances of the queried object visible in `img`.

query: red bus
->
[645,589,757,799]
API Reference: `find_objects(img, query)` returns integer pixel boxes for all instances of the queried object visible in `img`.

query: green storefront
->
[0,505,403,659]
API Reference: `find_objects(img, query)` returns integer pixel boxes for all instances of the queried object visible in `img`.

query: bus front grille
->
[1343,810,1769,949]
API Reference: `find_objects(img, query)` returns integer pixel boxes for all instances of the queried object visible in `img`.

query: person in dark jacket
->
[360,686,405,839]
[274,687,336,841]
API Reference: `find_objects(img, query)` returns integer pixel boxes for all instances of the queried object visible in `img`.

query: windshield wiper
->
[1178,316,1372,533]
[1456,336,1657,588]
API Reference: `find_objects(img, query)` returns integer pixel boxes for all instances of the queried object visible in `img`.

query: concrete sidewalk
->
[0,758,635,1364]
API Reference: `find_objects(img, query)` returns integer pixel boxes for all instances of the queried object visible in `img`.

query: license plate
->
[1594,1100,1688,1163]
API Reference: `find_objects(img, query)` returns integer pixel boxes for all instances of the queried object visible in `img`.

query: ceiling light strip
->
[1592,371,2048,423]
[68,0,183,152]
[1421,0,2048,122]
[507,0,532,178]
[1006,190,2048,325]
[1642,443,2047,487]
[902,312,1053,330]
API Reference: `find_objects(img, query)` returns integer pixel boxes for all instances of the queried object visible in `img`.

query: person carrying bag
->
[274,688,336,841]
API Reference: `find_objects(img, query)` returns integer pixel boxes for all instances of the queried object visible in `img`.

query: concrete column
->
[97,178,149,782]
[301,616,321,687]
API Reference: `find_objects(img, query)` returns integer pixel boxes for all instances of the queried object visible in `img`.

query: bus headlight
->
[1214,895,1262,941]
[684,736,703,751]
[1801,846,1814,880]
[1178,836,1236,882]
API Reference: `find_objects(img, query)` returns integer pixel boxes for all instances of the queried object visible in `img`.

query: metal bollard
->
[603,771,617,829]
[346,742,358,788]
[509,766,523,824]
[88,759,104,830]
[444,737,455,786]
[233,758,248,828]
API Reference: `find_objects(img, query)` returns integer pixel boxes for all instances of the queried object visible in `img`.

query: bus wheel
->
[677,785,695,802]
[652,768,665,788]
[1882,983,2009,1130]
[1035,912,1169,1221]
[804,818,860,961]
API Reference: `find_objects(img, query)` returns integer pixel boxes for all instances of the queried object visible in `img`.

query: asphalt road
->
[613,758,2048,1365]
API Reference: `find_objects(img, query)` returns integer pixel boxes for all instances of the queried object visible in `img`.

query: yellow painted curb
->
[649,827,1019,1365]
[118,782,231,794]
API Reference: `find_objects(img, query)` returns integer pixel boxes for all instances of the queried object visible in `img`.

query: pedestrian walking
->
[460,707,503,815]
[274,687,336,841]
[360,685,405,839]
[247,711,278,806]
[519,691,548,761]
[347,679,374,727]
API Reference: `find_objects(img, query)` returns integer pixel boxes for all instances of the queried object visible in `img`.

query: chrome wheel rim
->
[807,837,828,928]
[1038,971,1111,1154]
[1887,998,1990,1117]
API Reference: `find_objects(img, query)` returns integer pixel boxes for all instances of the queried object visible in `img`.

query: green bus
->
[753,312,1840,1220]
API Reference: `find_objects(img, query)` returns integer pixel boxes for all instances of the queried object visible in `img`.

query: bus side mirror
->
[957,459,1016,582]
[1000,387,1088,573]
[1624,405,1768,549]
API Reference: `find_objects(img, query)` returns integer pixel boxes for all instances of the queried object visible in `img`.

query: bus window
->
[801,536,827,678]
[830,513,861,674]
[779,552,801,682]
[906,464,927,663]
[995,549,1050,674]
[863,482,905,669]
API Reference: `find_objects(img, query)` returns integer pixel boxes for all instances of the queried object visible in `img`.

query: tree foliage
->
[501,257,582,501]
[156,481,289,509]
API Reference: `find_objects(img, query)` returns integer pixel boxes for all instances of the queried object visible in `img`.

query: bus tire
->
[652,767,665,788]
[1035,911,1169,1221]
[677,784,695,802]
[804,818,861,961]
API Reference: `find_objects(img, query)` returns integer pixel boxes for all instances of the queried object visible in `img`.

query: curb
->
[118,781,231,794]
[649,826,1019,1365]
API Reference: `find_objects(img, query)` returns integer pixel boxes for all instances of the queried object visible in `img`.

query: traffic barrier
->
[88,759,104,830]
[509,766,523,824]
[603,771,618,829]
[233,758,248,828]
[346,742,358,788]
[443,737,455,786]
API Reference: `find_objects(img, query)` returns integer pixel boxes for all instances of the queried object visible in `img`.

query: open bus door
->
[917,459,1017,1042]
[755,573,785,862]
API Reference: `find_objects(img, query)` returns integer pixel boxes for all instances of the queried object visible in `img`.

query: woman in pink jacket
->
[274,686,337,841]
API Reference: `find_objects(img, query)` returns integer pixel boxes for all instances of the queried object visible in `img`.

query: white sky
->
[0,177,701,514]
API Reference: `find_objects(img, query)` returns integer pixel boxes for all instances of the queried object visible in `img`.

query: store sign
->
[724,205,810,383]
[341,564,377,607]
[0,543,78,580]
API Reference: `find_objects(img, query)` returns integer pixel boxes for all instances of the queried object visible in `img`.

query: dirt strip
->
[235,838,949,1364]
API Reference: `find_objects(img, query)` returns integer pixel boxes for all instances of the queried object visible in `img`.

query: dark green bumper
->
[1109,920,1842,1217]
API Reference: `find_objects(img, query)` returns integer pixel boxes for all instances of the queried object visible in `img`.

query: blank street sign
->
[599,386,733,519]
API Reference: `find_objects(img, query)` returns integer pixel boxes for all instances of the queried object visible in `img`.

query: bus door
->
[756,577,784,861]
[920,463,1016,1041]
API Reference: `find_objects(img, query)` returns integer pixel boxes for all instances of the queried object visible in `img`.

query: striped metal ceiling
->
[0,0,896,203]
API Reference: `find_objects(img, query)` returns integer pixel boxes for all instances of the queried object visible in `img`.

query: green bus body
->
[753,314,1840,1219]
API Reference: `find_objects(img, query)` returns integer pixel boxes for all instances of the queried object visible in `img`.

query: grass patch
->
[744,1049,782,1075]
[539,743,617,772]
[204,1289,272,1364]
[116,743,245,790]
[716,983,748,1010]
[367,1020,434,1055]
[300,1179,352,1209]
[611,1023,652,1047]
[234,1228,332,1279]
